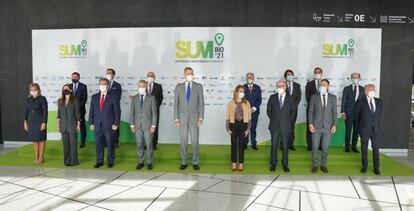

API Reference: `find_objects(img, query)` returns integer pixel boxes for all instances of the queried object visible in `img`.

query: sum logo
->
[59,40,87,58]
[175,33,224,61]
[322,38,355,58]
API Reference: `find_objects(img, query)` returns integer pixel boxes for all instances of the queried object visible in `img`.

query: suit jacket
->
[129,94,157,129]
[174,82,204,125]
[308,93,337,130]
[287,81,301,108]
[89,92,121,132]
[340,84,364,114]
[25,96,48,123]
[305,80,319,103]
[70,82,88,115]
[57,98,81,133]
[243,83,262,113]
[109,80,122,103]
[267,93,296,133]
[148,82,163,108]
[354,97,382,135]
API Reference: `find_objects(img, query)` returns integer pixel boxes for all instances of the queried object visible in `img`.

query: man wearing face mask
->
[89,78,121,168]
[174,67,205,170]
[354,84,382,175]
[243,72,262,150]
[341,72,364,153]
[70,72,88,148]
[284,69,301,151]
[146,71,163,150]
[308,79,337,173]
[305,67,323,151]
[267,80,296,173]
[106,68,122,148]
[130,80,157,170]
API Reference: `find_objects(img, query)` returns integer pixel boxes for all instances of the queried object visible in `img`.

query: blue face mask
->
[286,75,294,81]
[72,79,79,83]
[319,86,327,94]
[351,79,359,84]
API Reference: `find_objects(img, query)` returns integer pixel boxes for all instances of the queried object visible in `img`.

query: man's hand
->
[112,125,118,130]
[150,127,155,133]
[131,127,136,133]
[198,119,203,126]
[251,107,257,113]
[175,120,180,128]
[330,125,336,133]
[341,113,347,120]
[90,124,95,131]
[244,130,249,137]
[309,124,316,133]
[76,124,80,132]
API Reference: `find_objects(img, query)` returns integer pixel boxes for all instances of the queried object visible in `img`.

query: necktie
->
[186,83,191,102]
[148,84,152,95]
[73,83,77,94]
[370,99,375,114]
[249,85,253,93]
[99,94,105,112]
[279,95,283,110]
[288,83,292,95]
[140,95,144,107]
[322,95,326,108]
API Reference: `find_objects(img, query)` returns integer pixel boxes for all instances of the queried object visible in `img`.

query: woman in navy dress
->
[24,83,48,164]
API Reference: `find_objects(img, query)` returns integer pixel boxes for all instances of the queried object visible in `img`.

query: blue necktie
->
[186,83,191,102]
[370,99,375,114]
[73,83,77,94]
[140,95,144,107]
[288,83,292,95]
[279,95,283,110]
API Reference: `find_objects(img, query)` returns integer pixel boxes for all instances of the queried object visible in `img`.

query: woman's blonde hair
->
[29,83,41,96]
[233,85,247,104]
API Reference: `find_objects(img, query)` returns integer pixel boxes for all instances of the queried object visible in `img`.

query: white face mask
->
[99,85,108,93]
[351,79,359,84]
[319,86,327,94]
[186,75,194,82]
[277,88,285,94]
[138,87,146,95]
[238,92,245,99]
[314,74,322,80]
[367,91,376,98]
[147,77,155,83]
[30,91,38,97]
[105,74,113,81]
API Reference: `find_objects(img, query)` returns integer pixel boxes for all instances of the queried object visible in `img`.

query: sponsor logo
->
[59,40,87,58]
[322,38,355,58]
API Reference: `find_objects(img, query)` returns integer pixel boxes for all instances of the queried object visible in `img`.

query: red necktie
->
[249,85,253,93]
[99,94,105,112]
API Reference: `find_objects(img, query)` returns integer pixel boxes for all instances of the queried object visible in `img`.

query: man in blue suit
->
[106,68,122,148]
[354,84,382,175]
[243,72,262,150]
[341,72,364,153]
[89,78,121,168]
[70,72,88,148]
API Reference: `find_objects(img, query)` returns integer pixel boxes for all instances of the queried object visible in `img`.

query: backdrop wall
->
[0,0,413,151]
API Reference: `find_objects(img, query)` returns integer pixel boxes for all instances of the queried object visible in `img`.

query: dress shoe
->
[351,148,360,153]
[147,164,153,170]
[311,167,318,173]
[374,169,381,175]
[153,145,158,150]
[107,163,114,168]
[307,147,312,152]
[345,148,350,152]
[65,164,72,167]
[283,165,290,173]
[360,168,367,173]
[243,145,248,150]
[94,163,103,168]
[269,165,276,172]
[136,163,144,170]
[79,143,85,148]
[320,166,328,173]
[193,164,200,170]
[289,146,296,151]
[179,164,188,170]
[252,145,258,150]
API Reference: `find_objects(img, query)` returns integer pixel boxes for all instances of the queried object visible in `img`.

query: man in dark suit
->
[146,71,163,150]
[89,78,121,168]
[305,67,323,151]
[354,84,382,175]
[243,72,262,150]
[70,72,88,148]
[284,69,301,151]
[341,72,365,153]
[106,68,122,148]
[267,80,296,173]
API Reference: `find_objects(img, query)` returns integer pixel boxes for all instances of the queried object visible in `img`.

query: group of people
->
[24,66,383,175]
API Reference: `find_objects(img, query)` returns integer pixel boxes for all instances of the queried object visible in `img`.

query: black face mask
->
[62,89,71,96]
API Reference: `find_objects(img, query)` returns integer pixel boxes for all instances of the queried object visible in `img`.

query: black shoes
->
[79,143,85,148]
[289,146,296,151]
[179,164,188,170]
[252,145,258,150]
[115,142,119,148]
[311,167,318,173]
[153,145,158,151]
[147,164,153,170]
[107,163,114,168]
[320,166,328,173]
[136,163,144,170]
[345,148,351,152]
[283,165,290,173]
[307,147,312,152]
[94,163,103,168]
[374,169,381,175]
[193,165,200,170]
[360,168,367,173]
[351,148,360,153]
[269,165,276,172]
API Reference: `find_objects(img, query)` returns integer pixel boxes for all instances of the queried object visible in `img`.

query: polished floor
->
[1,141,414,210]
